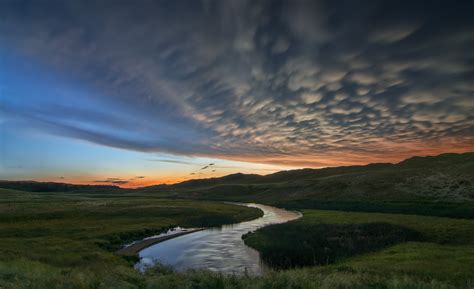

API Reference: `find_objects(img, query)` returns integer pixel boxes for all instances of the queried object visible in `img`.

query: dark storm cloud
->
[1,0,473,166]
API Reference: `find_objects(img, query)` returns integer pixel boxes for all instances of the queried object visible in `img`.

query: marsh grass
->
[244,210,474,287]
[243,222,421,268]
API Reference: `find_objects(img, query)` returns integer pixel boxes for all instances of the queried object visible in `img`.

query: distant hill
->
[0,180,119,193]
[141,152,474,204]
[2,152,473,215]
[3,153,473,201]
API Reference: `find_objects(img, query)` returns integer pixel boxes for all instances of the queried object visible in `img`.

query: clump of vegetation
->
[244,209,474,287]
[97,225,177,251]
[244,222,421,268]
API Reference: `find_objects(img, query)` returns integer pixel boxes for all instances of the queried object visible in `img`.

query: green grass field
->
[0,188,262,288]
[1,152,473,288]
[244,210,474,287]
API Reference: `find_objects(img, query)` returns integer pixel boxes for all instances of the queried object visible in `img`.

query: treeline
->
[0,180,119,192]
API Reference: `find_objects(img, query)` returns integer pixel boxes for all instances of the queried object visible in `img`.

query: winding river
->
[135,203,301,275]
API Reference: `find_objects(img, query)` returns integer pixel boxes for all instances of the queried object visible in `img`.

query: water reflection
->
[135,203,301,275]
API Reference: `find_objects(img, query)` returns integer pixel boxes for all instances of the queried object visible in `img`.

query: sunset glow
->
[1,1,473,187]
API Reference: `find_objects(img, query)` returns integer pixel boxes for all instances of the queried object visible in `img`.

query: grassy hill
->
[137,152,474,218]
[3,152,473,218]
[142,152,474,201]
[4,152,472,203]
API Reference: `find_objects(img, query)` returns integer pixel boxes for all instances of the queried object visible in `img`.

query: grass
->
[0,259,463,289]
[272,199,474,219]
[296,210,474,244]
[341,242,474,283]
[244,210,474,287]
[0,188,262,287]
[243,222,421,268]
[1,184,474,288]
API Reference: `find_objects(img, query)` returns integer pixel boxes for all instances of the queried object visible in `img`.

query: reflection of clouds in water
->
[136,204,301,275]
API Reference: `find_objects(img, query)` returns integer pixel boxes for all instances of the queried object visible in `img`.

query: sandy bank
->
[116,229,204,255]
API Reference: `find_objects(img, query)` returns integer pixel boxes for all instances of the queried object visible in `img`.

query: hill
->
[142,152,474,201]
[139,152,474,218]
[2,152,473,218]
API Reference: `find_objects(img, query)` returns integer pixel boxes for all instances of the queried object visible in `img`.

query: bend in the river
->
[135,203,301,275]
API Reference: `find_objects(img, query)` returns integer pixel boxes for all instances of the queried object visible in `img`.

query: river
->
[135,203,301,275]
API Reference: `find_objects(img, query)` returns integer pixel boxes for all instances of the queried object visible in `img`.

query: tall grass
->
[244,209,474,287]
[244,222,421,268]
[0,260,460,289]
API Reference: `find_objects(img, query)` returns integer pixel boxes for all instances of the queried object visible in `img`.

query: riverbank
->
[116,228,204,255]
[135,203,301,274]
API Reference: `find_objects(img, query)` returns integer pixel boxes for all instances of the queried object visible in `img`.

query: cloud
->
[370,23,420,43]
[147,159,200,166]
[1,0,473,167]
[129,176,146,180]
[272,37,291,54]
[200,163,215,170]
[94,178,129,185]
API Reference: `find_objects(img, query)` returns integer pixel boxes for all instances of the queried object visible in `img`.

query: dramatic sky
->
[1,0,473,187]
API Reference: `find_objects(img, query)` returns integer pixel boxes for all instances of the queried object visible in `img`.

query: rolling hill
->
[142,152,474,201]
[2,152,473,218]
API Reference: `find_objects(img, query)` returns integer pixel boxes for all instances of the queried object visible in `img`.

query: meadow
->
[2,187,474,288]
[1,153,473,288]
[244,210,474,287]
[0,188,261,288]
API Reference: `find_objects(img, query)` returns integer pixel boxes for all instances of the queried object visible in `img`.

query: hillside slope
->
[2,152,473,217]
[142,152,474,202]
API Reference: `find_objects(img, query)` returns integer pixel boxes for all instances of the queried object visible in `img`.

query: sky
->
[1,0,473,187]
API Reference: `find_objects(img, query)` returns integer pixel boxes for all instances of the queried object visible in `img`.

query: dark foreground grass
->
[244,210,474,287]
[0,259,463,289]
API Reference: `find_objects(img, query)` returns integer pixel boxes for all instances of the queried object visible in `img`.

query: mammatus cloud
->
[1,0,473,167]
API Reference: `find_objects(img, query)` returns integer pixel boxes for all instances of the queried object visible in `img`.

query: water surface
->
[135,203,301,275]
